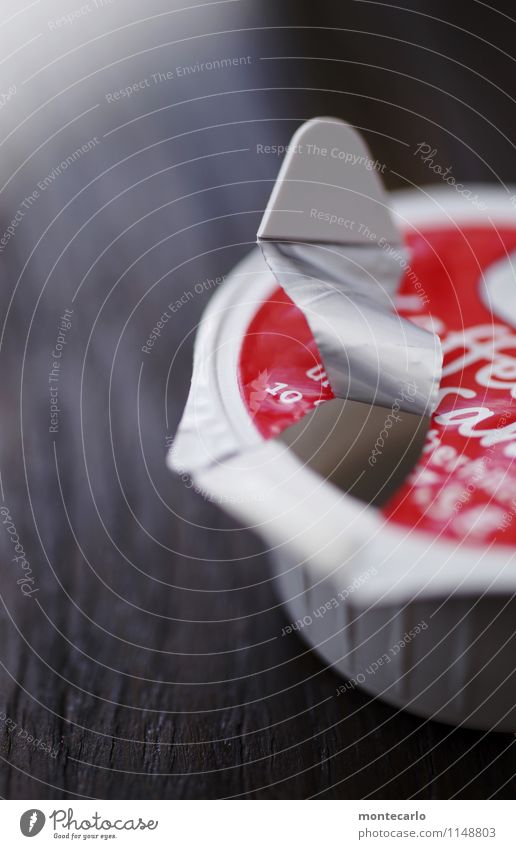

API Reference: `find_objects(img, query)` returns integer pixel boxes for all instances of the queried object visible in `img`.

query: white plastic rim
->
[169,185,516,607]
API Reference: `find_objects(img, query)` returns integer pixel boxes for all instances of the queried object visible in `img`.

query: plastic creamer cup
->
[170,123,516,731]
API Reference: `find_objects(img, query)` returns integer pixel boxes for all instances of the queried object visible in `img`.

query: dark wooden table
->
[1,0,516,798]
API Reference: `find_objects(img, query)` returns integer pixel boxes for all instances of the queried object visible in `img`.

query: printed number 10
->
[266,382,303,404]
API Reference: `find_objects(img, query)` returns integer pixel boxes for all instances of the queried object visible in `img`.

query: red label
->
[239,226,516,544]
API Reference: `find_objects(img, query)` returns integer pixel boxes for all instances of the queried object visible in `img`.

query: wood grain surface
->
[1,0,516,798]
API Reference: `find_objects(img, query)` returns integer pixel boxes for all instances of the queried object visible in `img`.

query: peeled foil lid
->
[257,117,442,416]
[171,118,444,479]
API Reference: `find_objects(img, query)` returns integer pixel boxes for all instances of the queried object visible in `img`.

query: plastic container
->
[170,182,516,732]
